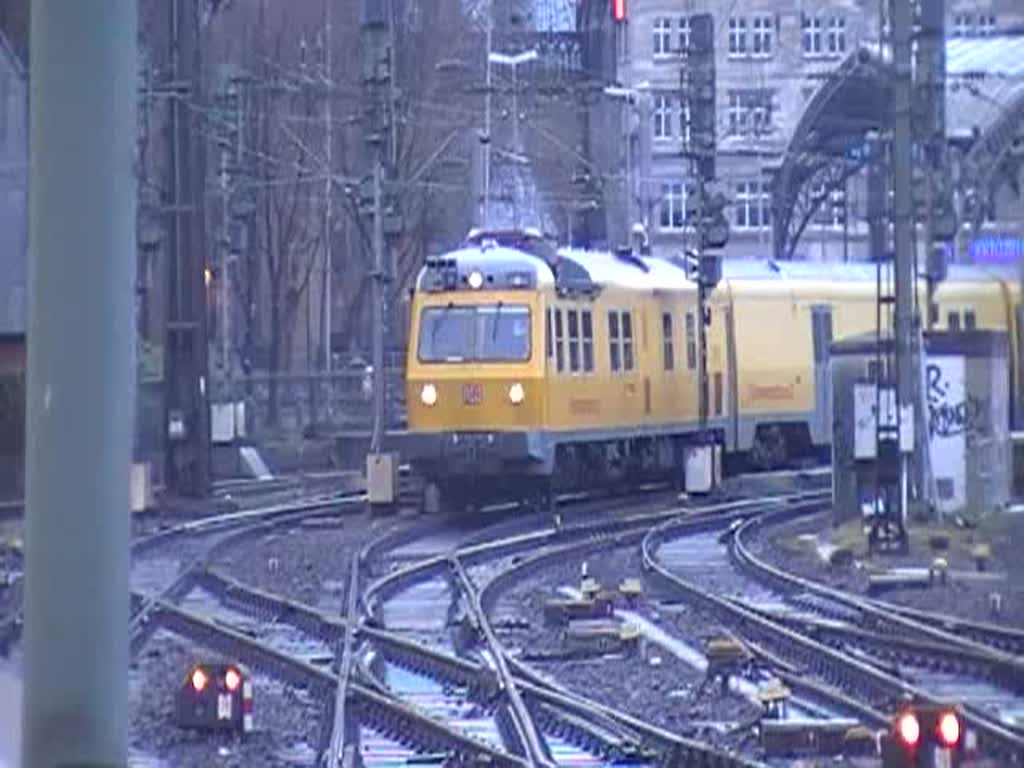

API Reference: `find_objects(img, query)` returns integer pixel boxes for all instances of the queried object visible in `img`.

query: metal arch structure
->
[772,49,892,261]
[960,89,1024,240]
[774,37,1024,262]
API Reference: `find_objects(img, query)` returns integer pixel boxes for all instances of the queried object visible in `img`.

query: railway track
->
[360,489,837,766]
[642,501,1024,763]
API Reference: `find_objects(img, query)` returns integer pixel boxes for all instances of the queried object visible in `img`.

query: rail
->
[449,554,554,767]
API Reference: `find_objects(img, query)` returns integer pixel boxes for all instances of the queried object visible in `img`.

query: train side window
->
[568,310,581,373]
[714,372,723,416]
[948,311,961,331]
[581,310,594,373]
[608,311,621,372]
[662,312,674,371]
[685,312,697,370]
[964,310,977,330]
[546,309,553,359]
[622,311,635,371]
[554,309,565,373]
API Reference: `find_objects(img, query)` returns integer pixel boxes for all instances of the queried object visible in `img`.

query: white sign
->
[217,693,233,721]
[853,384,914,459]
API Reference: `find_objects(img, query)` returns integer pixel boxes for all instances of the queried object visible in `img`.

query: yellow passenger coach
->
[395,230,1021,512]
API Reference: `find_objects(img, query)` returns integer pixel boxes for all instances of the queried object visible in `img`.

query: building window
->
[608,311,621,372]
[622,311,635,371]
[662,313,675,371]
[948,311,961,331]
[685,311,696,370]
[653,17,672,57]
[813,185,847,228]
[660,182,687,231]
[567,310,580,372]
[978,14,996,36]
[653,95,673,140]
[728,17,748,57]
[727,90,774,137]
[581,310,594,372]
[679,99,691,145]
[953,13,973,37]
[827,16,846,54]
[752,15,773,56]
[714,372,723,416]
[677,16,691,53]
[734,180,771,230]
[964,310,977,330]
[802,13,823,55]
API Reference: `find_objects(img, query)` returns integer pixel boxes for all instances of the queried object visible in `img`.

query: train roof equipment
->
[420,230,1018,299]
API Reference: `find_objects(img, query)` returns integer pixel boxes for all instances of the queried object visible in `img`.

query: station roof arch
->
[772,35,1024,261]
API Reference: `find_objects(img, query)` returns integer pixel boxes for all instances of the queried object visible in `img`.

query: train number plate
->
[217,694,233,721]
[462,383,483,405]
[932,747,952,768]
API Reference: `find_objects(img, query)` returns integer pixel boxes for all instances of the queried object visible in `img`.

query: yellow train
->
[396,229,1022,510]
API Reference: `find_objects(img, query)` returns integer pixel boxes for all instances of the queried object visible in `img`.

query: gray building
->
[616,0,1024,262]
[0,30,26,333]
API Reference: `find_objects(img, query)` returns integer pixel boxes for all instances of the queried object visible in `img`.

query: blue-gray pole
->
[22,2,137,766]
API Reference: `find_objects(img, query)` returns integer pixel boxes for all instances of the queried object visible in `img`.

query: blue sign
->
[969,236,1024,265]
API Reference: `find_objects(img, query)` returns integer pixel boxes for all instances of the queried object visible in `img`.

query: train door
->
[811,305,834,445]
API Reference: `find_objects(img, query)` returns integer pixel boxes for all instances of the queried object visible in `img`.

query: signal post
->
[679,14,728,492]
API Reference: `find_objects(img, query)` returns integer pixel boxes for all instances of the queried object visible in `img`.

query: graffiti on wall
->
[926,363,990,440]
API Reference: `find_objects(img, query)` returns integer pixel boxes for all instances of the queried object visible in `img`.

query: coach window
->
[582,310,594,372]
[622,311,635,371]
[608,311,621,371]
[662,312,674,371]
[685,311,697,370]
[554,308,565,372]
[546,309,553,359]
[964,310,977,330]
[568,310,581,372]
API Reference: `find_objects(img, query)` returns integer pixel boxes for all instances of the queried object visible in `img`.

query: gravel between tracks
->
[209,512,396,613]
[493,546,761,754]
[131,630,323,767]
[749,513,1024,628]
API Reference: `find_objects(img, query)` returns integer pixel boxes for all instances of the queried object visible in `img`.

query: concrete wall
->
[0,33,26,335]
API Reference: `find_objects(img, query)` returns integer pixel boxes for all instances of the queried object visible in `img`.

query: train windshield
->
[418,304,531,362]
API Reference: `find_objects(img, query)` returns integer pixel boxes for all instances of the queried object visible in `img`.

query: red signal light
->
[938,711,961,747]
[612,0,625,22]
[191,668,208,693]
[225,667,241,693]
[898,712,920,747]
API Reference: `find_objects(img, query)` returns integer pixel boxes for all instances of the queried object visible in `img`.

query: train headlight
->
[225,667,241,693]
[420,383,438,406]
[191,668,208,693]
[468,270,484,290]
[508,382,525,405]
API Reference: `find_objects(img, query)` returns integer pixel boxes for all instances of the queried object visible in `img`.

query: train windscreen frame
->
[417,303,532,363]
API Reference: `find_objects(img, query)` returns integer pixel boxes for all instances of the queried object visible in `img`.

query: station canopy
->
[772,35,1024,261]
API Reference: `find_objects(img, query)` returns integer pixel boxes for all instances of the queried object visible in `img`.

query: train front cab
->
[401,258,550,508]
